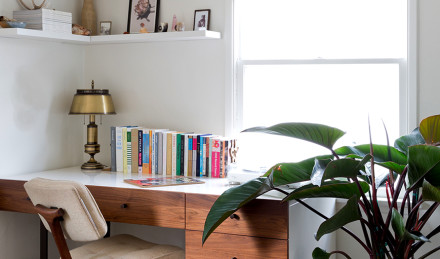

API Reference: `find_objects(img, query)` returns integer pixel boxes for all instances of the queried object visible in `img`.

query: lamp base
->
[81,159,104,170]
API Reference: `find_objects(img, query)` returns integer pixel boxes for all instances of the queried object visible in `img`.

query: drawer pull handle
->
[229,213,240,220]
[232,257,238,259]
[120,204,128,209]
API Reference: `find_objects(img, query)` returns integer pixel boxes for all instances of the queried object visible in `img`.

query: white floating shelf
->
[0,28,90,44]
[90,30,221,44]
[0,28,221,45]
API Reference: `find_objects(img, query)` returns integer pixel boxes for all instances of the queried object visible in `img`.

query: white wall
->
[2,0,440,258]
[0,1,83,258]
[89,0,229,167]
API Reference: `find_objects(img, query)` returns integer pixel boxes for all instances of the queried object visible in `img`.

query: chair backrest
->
[24,177,107,242]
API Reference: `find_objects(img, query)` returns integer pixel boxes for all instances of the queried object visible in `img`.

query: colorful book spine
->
[138,129,143,175]
[122,127,128,173]
[110,126,116,172]
[131,129,139,174]
[211,138,221,178]
[149,130,154,174]
[184,134,189,176]
[142,130,150,174]
[187,135,193,176]
[196,135,201,177]
[126,128,133,173]
[157,132,163,175]
[171,133,177,176]
[204,136,211,177]
[176,133,181,176]
[167,132,173,175]
[116,126,123,172]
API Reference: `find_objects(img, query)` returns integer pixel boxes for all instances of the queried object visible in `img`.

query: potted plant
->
[203,115,440,259]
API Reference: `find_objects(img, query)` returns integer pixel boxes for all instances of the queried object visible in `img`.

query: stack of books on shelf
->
[110,126,238,178]
[13,9,72,34]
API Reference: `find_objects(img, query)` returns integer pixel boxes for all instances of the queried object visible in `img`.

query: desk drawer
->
[186,193,288,239]
[185,230,288,259]
[0,180,34,213]
[88,186,185,229]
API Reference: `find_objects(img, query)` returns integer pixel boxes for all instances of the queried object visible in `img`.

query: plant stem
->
[329,250,352,259]
[293,198,372,255]
[359,207,372,250]
[418,202,439,231]
[383,168,408,238]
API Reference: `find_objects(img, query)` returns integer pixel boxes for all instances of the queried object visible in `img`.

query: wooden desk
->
[0,167,289,259]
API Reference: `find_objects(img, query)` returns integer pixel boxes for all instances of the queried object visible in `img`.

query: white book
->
[184,134,189,176]
[157,132,163,175]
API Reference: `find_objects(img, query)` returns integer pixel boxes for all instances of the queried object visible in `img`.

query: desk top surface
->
[2,167,284,199]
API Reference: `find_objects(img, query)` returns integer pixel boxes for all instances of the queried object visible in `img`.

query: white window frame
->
[226,0,418,137]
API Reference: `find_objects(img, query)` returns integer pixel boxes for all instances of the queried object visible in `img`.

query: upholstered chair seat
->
[24,177,185,259]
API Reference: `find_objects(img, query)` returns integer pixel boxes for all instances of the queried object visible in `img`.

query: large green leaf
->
[420,114,440,145]
[283,181,369,202]
[318,156,371,184]
[422,180,440,202]
[407,145,440,188]
[312,248,352,259]
[242,122,345,151]
[310,159,332,186]
[263,155,333,186]
[335,144,407,165]
[394,128,425,155]
[312,247,332,259]
[315,195,360,240]
[391,208,429,242]
[375,161,406,174]
[202,177,272,244]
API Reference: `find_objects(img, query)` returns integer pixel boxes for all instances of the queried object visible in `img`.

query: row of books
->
[13,9,72,34]
[110,126,238,178]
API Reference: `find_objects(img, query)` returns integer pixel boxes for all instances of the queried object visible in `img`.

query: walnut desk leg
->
[40,221,48,259]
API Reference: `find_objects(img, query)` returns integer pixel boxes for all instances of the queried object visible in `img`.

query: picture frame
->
[127,0,160,33]
[193,9,210,31]
[99,21,112,35]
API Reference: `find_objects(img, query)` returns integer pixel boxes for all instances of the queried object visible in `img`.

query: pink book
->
[211,139,221,178]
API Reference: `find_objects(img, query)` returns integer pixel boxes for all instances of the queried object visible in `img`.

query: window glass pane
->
[239,64,400,170]
[236,0,407,59]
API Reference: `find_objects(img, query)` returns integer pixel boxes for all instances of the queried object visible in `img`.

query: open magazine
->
[124,176,204,188]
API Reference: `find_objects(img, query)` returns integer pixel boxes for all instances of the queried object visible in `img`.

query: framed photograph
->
[127,0,160,33]
[99,21,112,35]
[193,9,210,31]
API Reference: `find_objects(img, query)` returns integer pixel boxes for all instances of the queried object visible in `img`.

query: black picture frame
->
[127,0,160,33]
[193,9,210,31]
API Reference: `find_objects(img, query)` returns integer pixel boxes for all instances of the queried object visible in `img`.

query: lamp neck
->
[89,114,95,124]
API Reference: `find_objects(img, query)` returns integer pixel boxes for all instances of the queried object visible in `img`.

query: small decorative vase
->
[81,0,97,35]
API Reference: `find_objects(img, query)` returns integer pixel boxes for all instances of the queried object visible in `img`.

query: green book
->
[176,133,181,175]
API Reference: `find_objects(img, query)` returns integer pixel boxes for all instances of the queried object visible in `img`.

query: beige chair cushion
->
[24,177,107,241]
[70,234,185,259]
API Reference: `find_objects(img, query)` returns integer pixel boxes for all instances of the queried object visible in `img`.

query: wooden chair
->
[24,177,185,259]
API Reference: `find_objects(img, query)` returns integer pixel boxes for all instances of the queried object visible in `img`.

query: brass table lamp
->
[69,80,116,170]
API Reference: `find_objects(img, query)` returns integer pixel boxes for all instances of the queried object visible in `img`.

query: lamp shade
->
[69,89,116,115]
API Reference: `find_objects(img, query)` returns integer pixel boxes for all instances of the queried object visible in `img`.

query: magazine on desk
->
[124,176,204,188]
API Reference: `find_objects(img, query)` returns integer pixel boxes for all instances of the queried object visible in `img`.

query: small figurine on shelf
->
[139,22,148,33]
[176,22,184,31]
[72,24,91,36]
[171,14,177,31]
[158,22,168,32]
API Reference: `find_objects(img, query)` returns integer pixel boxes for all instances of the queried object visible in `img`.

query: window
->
[234,0,410,170]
